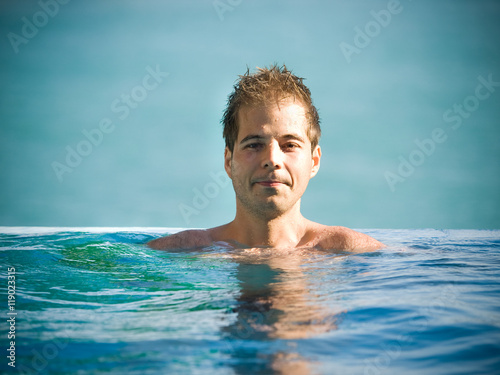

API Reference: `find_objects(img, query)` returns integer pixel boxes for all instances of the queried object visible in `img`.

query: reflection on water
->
[218,247,341,374]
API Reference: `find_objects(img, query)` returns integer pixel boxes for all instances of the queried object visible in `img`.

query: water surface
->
[1,228,499,374]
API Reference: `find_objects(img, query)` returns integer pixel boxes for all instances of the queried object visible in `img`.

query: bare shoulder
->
[147,229,213,250]
[314,225,385,252]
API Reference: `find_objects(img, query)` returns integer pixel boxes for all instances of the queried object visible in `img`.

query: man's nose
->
[261,142,283,170]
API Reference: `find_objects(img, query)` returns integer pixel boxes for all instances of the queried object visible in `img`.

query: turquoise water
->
[1,228,500,374]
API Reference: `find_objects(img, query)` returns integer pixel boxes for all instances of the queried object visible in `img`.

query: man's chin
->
[253,199,292,217]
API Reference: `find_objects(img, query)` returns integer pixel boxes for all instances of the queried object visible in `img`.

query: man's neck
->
[226,205,309,248]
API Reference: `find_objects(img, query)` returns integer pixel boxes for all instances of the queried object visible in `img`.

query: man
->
[148,64,384,251]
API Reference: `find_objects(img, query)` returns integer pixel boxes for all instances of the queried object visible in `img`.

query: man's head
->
[222,65,322,220]
[222,64,321,154]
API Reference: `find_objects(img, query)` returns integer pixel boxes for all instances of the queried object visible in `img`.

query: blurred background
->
[1,0,499,229]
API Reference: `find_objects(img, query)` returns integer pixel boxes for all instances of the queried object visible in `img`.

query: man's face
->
[224,99,321,219]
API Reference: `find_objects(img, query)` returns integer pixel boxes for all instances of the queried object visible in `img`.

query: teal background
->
[1,0,499,229]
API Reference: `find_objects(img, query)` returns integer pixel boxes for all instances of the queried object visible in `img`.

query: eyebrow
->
[239,134,306,145]
[239,135,264,145]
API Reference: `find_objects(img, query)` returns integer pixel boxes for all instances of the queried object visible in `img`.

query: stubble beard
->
[231,174,299,221]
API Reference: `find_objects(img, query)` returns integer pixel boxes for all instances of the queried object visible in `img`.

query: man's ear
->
[310,145,321,178]
[224,147,232,179]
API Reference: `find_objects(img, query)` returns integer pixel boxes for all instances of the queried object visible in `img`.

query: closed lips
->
[253,178,290,186]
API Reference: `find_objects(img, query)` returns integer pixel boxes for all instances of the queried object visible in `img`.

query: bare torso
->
[147,223,384,252]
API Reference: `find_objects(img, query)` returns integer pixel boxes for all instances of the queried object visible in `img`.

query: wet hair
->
[222,64,321,153]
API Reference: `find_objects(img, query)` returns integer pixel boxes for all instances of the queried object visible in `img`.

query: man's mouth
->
[256,181,283,187]
[252,178,290,187]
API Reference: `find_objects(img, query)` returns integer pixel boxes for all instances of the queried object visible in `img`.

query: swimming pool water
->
[1,228,499,374]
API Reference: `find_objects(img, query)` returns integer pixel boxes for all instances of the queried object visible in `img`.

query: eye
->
[244,142,262,150]
[283,142,300,151]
